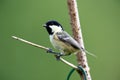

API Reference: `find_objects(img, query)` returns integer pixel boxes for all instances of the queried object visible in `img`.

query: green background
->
[0,0,120,80]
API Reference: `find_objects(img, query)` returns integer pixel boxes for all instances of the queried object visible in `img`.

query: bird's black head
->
[43,20,64,35]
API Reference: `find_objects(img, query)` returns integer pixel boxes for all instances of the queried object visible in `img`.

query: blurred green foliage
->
[0,0,120,80]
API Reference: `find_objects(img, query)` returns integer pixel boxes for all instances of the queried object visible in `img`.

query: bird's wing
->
[55,31,81,49]
[55,31,97,57]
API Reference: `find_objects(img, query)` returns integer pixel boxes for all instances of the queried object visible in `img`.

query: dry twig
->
[67,0,92,80]
[12,36,78,69]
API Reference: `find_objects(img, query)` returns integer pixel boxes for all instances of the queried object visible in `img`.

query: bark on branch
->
[67,0,92,80]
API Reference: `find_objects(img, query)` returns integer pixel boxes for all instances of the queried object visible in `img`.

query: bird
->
[43,20,96,57]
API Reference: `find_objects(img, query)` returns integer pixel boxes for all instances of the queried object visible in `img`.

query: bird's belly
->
[50,38,79,55]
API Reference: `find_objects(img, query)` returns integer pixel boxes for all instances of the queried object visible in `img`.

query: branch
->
[67,0,92,80]
[12,36,78,69]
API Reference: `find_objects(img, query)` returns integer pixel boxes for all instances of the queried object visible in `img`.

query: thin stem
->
[60,57,77,69]
[12,36,78,69]
[12,36,49,50]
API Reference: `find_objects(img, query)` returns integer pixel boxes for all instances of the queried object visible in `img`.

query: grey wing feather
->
[56,31,81,49]
[56,31,97,57]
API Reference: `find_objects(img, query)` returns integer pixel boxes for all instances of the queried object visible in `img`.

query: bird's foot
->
[55,55,61,60]
[47,48,53,53]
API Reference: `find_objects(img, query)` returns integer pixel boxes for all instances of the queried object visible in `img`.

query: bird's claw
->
[55,55,61,60]
[47,48,62,60]
[47,48,53,53]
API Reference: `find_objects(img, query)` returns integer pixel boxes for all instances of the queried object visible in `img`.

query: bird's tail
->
[81,47,97,58]
[84,50,97,58]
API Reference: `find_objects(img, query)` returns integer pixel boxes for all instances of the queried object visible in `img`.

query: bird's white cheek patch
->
[49,25,62,33]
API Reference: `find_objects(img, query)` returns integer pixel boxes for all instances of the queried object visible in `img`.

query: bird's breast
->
[49,35,79,55]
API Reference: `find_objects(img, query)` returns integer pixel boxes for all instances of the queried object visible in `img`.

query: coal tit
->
[43,20,96,57]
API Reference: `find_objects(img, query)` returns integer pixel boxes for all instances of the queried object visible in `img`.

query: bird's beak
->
[43,24,46,27]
